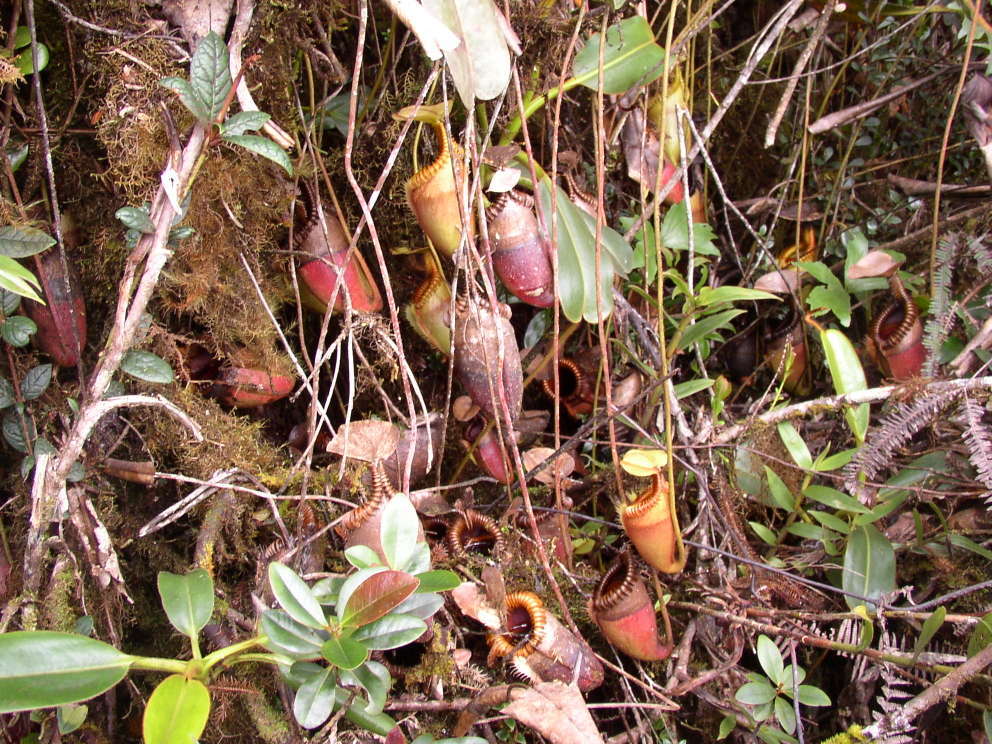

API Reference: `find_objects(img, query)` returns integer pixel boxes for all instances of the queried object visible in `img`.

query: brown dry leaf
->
[451,581,501,630]
[522,447,575,485]
[504,681,605,744]
[327,420,401,462]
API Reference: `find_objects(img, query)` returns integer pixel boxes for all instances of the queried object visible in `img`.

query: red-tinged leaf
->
[340,570,419,629]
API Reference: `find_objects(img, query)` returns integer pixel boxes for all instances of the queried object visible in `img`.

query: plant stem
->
[201,635,268,671]
[128,656,190,675]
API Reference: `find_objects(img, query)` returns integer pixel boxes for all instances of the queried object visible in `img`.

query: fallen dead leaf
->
[327,420,401,462]
[504,681,604,744]
[451,581,502,630]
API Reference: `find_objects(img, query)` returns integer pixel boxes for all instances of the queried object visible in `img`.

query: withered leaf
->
[503,682,604,744]
[327,420,401,463]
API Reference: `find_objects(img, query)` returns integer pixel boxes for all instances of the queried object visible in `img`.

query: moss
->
[238,679,293,744]
[40,558,78,632]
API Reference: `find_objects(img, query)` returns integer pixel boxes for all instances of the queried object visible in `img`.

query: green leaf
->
[913,607,945,660]
[677,308,744,352]
[0,378,13,408]
[799,261,851,327]
[749,521,778,546]
[336,567,387,618]
[223,134,293,176]
[756,635,784,684]
[189,31,232,121]
[842,524,896,611]
[803,485,869,514]
[114,206,155,234]
[774,695,796,734]
[0,226,55,258]
[0,631,133,712]
[339,570,419,629]
[696,286,781,306]
[221,110,271,136]
[810,510,851,535]
[157,569,214,639]
[142,675,210,744]
[718,714,737,740]
[345,545,384,569]
[796,685,831,707]
[57,703,88,734]
[3,407,34,453]
[2,315,36,347]
[159,77,209,122]
[785,522,833,542]
[261,610,326,658]
[661,201,718,257]
[15,41,49,75]
[293,665,336,729]
[336,686,398,735]
[339,660,390,714]
[0,255,44,303]
[673,377,715,399]
[764,467,795,511]
[380,493,420,570]
[392,592,444,620]
[121,350,174,384]
[820,328,868,443]
[572,16,666,94]
[968,612,992,657]
[21,364,51,401]
[777,421,812,471]
[948,534,992,562]
[351,613,427,650]
[269,562,327,630]
[1,287,21,315]
[321,633,368,670]
[735,680,776,705]
[413,569,461,593]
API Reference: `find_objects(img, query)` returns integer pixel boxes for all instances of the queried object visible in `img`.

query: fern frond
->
[968,232,992,275]
[922,233,963,376]
[843,386,963,494]
[956,395,992,500]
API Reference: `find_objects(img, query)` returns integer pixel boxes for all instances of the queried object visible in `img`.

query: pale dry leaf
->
[504,681,605,744]
[487,166,521,193]
[451,581,502,630]
[522,447,575,485]
[327,420,401,462]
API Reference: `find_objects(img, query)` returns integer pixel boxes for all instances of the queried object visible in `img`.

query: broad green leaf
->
[572,16,666,94]
[189,32,232,121]
[269,562,327,630]
[142,675,210,744]
[15,40,49,75]
[121,350,174,384]
[114,206,155,234]
[20,364,51,400]
[3,407,34,453]
[810,510,851,535]
[392,592,444,620]
[696,286,780,306]
[351,613,426,650]
[1,287,21,315]
[335,686,397,735]
[777,421,812,471]
[57,703,87,734]
[6,143,28,174]
[0,225,55,258]
[814,447,857,472]
[661,201,719,257]
[718,715,737,740]
[223,134,293,176]
[785,522,833,542]
[803,485,869,514]
[735,680,776,705]
[969,613,992,657]
[820,328,868,443]
[756,635,784,684]
[261,610,326,657]
[796,685,831,706]
[0,255,43,303]
[221,110,271,136]
[311,576,346,606]
[763,467,795,511]
[157,569,214,639]
[159,77,209,122]
[321,633,368,670]
[345,545,383,569]
[339,660,390,714]
[0,378,13,408]
[413,569,461,593]
[677,308,743,351]
[842,228,887,294]
[913,607,945,659]
[842,524,896,611]
[339,570,419,629]
[799,261,851,327]
[774,696,796,734]
[948,534,992,562]
[423,0,512,105]
[0,631,133,712]
[293,665,336,729]
[2,315,36,347]
[749,521,778,546]
[379,493,421,570]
